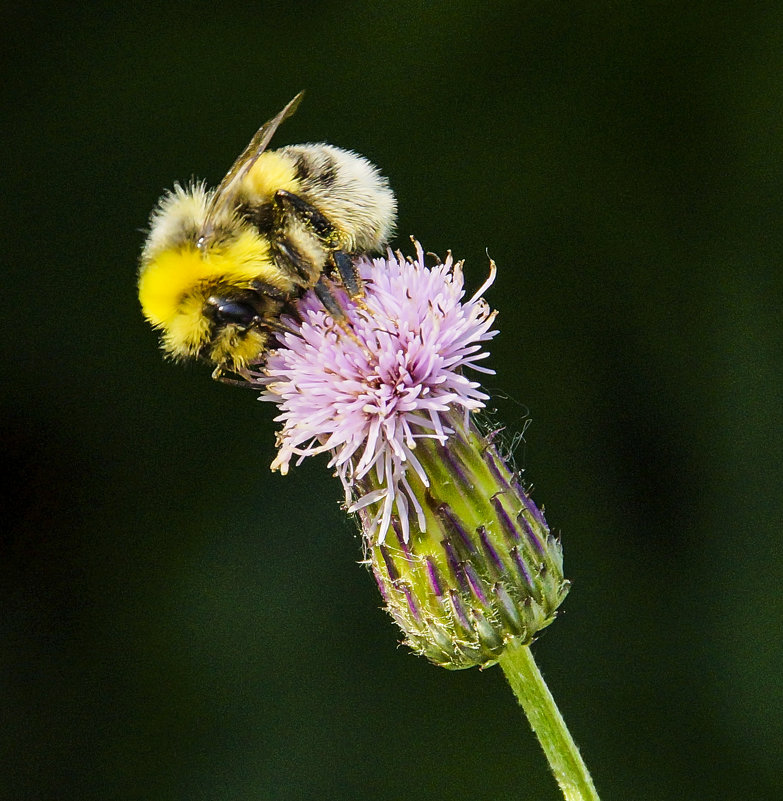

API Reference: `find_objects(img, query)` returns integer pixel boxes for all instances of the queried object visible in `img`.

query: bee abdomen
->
[293,149,337,188]
[279,144,397,253]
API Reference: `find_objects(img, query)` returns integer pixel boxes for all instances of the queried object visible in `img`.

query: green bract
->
[361,410,570,669]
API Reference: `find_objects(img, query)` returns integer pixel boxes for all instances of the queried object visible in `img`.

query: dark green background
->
[3,2,781,799]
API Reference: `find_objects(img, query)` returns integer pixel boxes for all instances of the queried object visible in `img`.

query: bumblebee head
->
[138,184,290,372]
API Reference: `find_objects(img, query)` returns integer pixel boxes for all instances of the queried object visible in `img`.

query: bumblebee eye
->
[207,297,258,327]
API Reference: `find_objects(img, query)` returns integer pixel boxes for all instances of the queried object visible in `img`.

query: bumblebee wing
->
[200,91,304,240]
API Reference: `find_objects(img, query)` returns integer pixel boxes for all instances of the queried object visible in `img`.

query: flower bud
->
[359,410,570,669]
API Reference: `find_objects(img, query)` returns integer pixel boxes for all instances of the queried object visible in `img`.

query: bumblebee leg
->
[270,238,312,285]
[273,190,364,294]
[249,279,288,301]
[274,189,341,247]
[213,371,257,388]
[313,275,350,323]
[272,190,364,315]
[331,250,363,298]
[210,364,254,386]
[312,277,367,353]
[262,316,302,337]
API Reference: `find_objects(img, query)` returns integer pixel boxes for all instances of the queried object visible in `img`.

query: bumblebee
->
[138,93,396,377]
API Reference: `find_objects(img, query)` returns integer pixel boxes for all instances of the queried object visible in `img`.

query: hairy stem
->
[498,640,600,801]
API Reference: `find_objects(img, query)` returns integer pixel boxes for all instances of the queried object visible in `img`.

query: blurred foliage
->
[2,2,781,799]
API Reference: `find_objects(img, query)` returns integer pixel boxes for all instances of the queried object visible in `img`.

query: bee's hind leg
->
[274,189,341,248]
[314,275,351,324]
[313,276,369,355]
[331,250,363,299]
[274,189,363,297]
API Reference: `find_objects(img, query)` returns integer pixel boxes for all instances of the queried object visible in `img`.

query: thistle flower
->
[252,243,598,800]
[256,243,569,669]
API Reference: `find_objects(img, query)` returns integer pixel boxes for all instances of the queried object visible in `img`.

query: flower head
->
[256,245,569,668]
[258,242,498,544]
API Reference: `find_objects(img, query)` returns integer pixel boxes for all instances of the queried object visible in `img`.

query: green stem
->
[498,640,600,801]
